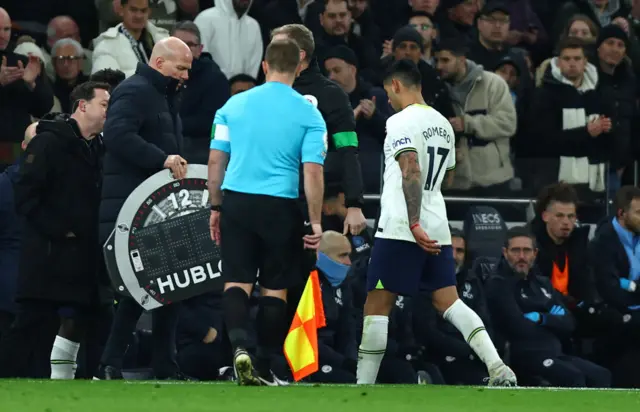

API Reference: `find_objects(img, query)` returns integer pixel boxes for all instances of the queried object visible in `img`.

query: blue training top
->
[210,81,327,199]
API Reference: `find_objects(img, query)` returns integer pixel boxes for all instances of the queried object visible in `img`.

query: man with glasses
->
[486,227,612,388]
[171,21,229,165]
[408,11,437,64]
[468,2,520,70]
[50,39,88,113]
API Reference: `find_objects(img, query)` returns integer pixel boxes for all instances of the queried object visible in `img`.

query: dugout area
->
[0,381,638,412]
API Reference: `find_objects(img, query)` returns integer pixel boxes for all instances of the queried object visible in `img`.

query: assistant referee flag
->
[284,270,326,381]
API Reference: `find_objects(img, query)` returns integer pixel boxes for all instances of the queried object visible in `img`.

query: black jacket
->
[413,269,493,362]
[318,274,358,370]
[180,52,229,141]
[0,50,54,147]
[176,291,225,350]
[294,60,364,209]
[596,59,638,168]
[590,220,640,312]
[99,63,184,243]
[53,74,88,114]
[529,216,600,305]
[486,260,575,358]
[14,114,103,306]
[0,161,22,313]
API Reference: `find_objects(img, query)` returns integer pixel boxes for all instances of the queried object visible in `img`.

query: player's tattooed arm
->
[398,151,422,226]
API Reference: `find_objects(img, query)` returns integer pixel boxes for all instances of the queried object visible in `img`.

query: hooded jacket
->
[195,0,263,79]
[448,60,517,189]
[91,22,169,78]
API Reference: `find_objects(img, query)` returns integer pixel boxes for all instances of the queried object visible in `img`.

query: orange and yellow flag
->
[283,270,326,382]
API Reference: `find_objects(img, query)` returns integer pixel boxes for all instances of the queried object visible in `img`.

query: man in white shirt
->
[355,59,516,388]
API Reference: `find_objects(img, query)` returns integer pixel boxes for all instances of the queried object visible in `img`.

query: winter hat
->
[597,24,629,49]
[392,25,424,51]
[324,45,359,68]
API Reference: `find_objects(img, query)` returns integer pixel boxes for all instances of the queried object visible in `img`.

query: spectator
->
[171,21,230,165]
[92,0,170,78]
[384,12,438,65]
[323,45,391,193]
[525,37,612,193]
[95,37,192,380]
[176,290,228,381]
[493,54,520,105]
[254,0,318,50]
[589,185,640,387]
[468,2,515,70]
[451,228,466,273]
[486,227,612,388]
[44,16,93,78]
[435,38,517,192]
[502,0,548,56]
[313,0,380,84]
[437,0,480,44]
[96,0,201,32]
[0,122,37,340]
[0,7,54,170]
[535,14,600,87]
[383,26,455,119]
[595,24,637,188]
[49,39,89,113]
[229,73,257,95]
[194,0,263,79]
[348,0,383,53]
[0,81,111,380]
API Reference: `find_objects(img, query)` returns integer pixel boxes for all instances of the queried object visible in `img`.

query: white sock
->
[50,336,80,380]
[356,315,388,384]
[443,299,502,370]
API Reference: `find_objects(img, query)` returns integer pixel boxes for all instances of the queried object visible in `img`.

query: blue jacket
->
[0,161,21,313]
[486,260,575,358]
[318,273,358,369]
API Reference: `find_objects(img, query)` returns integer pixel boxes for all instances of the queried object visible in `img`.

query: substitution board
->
[103,164,224,310]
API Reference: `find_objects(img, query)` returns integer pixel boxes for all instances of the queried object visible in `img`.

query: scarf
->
[612,217,640,282]
[119,25,149,64]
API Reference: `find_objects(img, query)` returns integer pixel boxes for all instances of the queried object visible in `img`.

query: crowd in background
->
[2,0,640,388]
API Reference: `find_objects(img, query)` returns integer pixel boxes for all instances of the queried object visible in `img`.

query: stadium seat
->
[462,205,508,283]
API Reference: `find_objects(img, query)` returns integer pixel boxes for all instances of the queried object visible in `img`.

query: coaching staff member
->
[208,38,327,386]
[0,82,110,379]
[94,37,193,381]
[270,24,366,236]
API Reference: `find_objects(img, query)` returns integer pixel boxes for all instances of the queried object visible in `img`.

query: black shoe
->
[93,365,123,380]
[233,348,261,386]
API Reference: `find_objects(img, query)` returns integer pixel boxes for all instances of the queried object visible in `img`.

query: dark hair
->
[120,0,147,6]
[435,37,468,56]
[264,39,301,74]
[90,69,126,89]
[323,0,348,10]
[229,74,257,85]
[383,59,422,87]
[556,36,587,56]
[171,20,201,44]
[535,182,579,217]
[450,227,464,239]
[614,186,640,216]
[271,24,315,63]
[70,81,110,112]
[504,226,537,249]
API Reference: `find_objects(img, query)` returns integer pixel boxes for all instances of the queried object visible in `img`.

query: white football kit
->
[375,104,456,245]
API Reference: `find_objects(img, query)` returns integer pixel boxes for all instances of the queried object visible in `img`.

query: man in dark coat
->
[172,21,230,165]
[94,37,193,380]
[0,81,110,379]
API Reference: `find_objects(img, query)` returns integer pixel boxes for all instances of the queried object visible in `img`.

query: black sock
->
[222,287,250,352]
[256,296,288,376]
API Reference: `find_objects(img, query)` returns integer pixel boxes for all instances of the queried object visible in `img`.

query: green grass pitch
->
[1,381,639,412]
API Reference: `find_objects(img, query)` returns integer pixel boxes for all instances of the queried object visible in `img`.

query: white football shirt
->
[376,104,456,245]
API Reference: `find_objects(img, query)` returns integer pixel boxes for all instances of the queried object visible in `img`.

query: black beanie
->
[324,45,359,68]
[392,25,424,51]
[597,24,629,49]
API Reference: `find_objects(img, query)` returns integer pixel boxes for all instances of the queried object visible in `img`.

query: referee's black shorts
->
[220,190,305,290]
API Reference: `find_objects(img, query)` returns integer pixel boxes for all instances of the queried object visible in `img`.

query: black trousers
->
[76,304,114,379]
[177,342,226,381]
[377,357,418,384]
[0,310,15,340]
[512,354,612,388]
[437,357,488,385]
[100,296,179,378]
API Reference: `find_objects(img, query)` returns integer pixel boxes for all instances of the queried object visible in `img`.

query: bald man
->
[95,37,193,380]
[0,8,54,169]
